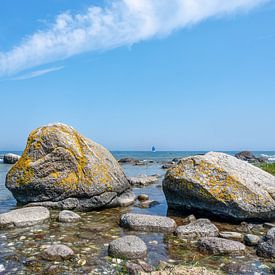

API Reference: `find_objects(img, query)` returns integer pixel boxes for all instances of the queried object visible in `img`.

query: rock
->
[128,175,159,187]
[58,210,81,223]
[108,236,147,259]
[139,200,159,208]
[235,151,262,163]
[118,158,137,164]
[198,237,246,255]
[176,219,219,240]
[183,215,196,223]
[125,260,154,274]
[163,152,275,221]
[219,231,243,241]
[264,222,275,229]
[42,244,74,261]
[3,153,20,164]
[0,207,49,228]
[257,227,275,258]
[5,123,132,210]
[120,213,177,233]
[161,162,176,170]
[244,234,261,246]
[138,194,149,201]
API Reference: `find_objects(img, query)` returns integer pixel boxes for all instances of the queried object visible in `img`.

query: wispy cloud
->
[0,0,269,76]
[11,66,64,80]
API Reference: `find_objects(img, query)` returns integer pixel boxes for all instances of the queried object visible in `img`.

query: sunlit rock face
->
[163,152,275,221]
[5,123,133,210]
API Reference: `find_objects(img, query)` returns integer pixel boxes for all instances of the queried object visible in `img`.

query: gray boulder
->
[257,227,275,258]
[120,213,176,233]
[235,151,263,163]
[58,210,81,223]
[176,219,219,240]
[108,235,147,259]
[0,207,49,228]
[198,237,246,255]
[42,244,74,261]
[244,234,260,246]
[3,153,20,164]
[5,123,133,210]
[163,152,275,221]
[128,175,159,187]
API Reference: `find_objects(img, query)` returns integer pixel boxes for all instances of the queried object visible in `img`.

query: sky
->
[0,0,275,151]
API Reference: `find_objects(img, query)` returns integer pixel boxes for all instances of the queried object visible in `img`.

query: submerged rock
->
[176,219,219,240]
[120,213,177,233]
[3,153,20,164]
[108,235,147,259]
[0,206,49,228]
[163,152,275,221]
[42,244,74,261]
[58,210,81,223]
[5,123,133,210]
[198,237,246,255]
[128,175,159,187]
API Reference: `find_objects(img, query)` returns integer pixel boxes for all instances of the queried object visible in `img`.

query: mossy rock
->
[163,152,275,221]
[5,123,133,210]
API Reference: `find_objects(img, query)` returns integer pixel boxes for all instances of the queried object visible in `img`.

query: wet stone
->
[108,235,147,260]
[42,244,74,261]
[58,210,81,223]
[138,194,149,201]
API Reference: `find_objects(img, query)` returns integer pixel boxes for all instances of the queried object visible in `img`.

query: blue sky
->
[0,0,275,151]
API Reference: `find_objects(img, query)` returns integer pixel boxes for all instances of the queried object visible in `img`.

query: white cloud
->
[10,66,64,80]
[0,0,269,76]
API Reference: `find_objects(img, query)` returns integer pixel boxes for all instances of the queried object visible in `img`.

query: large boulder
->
[5,123,133,210]
[163,152,275,221]
[3,153,20,164]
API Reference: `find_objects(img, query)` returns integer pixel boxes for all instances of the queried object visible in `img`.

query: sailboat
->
[151,146,156,152]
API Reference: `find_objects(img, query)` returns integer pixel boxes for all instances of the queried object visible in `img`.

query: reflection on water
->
[0,157,274,274]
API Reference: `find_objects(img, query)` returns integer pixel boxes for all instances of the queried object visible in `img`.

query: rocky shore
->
[0,125,275,274]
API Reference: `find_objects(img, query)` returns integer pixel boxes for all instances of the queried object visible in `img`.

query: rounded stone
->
[176,219,219,240]
[244,234,261,246]
[219,231,243,241]
[58,210,81,223]
[0,207,50,228]
[108,235,147,259]
[120,213,177,233]
[198,237,246,255]
[3,153,20,164]
[42,244,74,261]
[138,194,149,201]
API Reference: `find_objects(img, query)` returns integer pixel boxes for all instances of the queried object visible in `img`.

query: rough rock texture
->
[128,175,159,187]
[0,207,49,228]
[163,152,275,221]
[3,153,20,164]
[108,235,147,259]
[198,237,246,255]
[58,210,81,223]
[5,123,133,210]
[257,227,275,258]
[235,151,266,163]
[176,219,219,240]
[244,234,261,246]
[120,213,177,233]
[42,244,74,261]
[219,231,243,241]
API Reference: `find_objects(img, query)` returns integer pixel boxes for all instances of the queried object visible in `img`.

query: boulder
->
[42,244,74,261]
[257,227,275,258]
[58,210,81,223]
[176,219,219,240]
[163,152,275,221]
[3,153,20,164]
[0,207,49,228]
[128,175,159,187]
[120,213,176,233]
[108,235,147,259]
[244,234,261,246]
[5,123,133,210]
[235,151,266,163]
[198,237,246,255]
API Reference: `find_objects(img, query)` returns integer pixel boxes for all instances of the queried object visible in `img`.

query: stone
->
[176,219,219,240]
[139,200,159,208]
[0,207,50,228]
[5,123,133,211]
[120,213,177,233]
[161,162,176,170]
[128,175,159,187]
[235,151,264,163]
[257,227,275,258]
[138,194,149,201]
[125,262,144,274]
[263,222,275,229]
[244,234,261,246]
[198,237,246,255]
[183,214,196,223]
[42,244,74,261]
[219,231,243,241]
[58,210,81,223]
[163,152,275,221]
[3,153,20,164]
[108,235,147,259]
[118,158,137,164]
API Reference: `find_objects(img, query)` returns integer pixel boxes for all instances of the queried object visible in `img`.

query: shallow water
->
[0,152,275,274]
